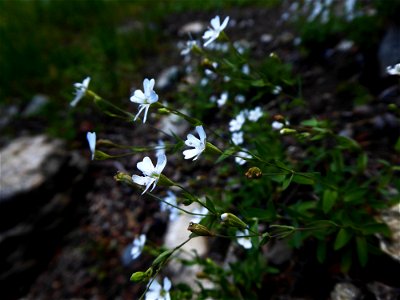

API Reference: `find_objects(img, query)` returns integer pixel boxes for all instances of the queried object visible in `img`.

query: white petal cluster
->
[237,229,252,249]
[180,40,197,56]
[229,111,246,132]
[70,77,90,107]
[203,16,229,48]
[231,131,243,145]
[387,63,400,76]
[248,107,263,122]
[145,277,172,300]
[183,126,206,161]
[235,150,252,165]
[217,92,228,107]
[131,234,146,260]
[86,132,96,160]
[132,154,167,194]
[130,78,159,123]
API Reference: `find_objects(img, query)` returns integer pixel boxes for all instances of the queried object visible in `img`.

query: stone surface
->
[330,282,361,300]
[0,135,64,202]
[0,135,89,299]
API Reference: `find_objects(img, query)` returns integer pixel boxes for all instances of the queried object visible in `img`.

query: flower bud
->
[157,108,171,115]
[94,150,113,160]
[96,139,117,148]
[158,174,175,187]
[279,128,297,135]
[245,167,262,179]
[220,213,248,230]
[205,142,223,155]
[114,171,135,187]
[130,271,147,282]
[187,222,214,236]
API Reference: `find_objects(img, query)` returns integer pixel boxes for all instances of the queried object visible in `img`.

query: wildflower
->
[130,78,159,123]
[70,76,90,107]
[237,229,252,249]
[132,154,167,194]
[183,125,206,161]
[235,150,252,165]
[234,94,246,103]
[387,63,400,76]
[232,131,244,145]
[160,191,179,221]
[229,112,246,132]
[248,107,263,122]
[180,40,197,56]
[242,64,250,75]
[86,132,96,160]
[221,212,248,230]
[217,92,228,107]
[272,121,284,130]
[145,277,172,300]
[131,234,146,260]
[203,15,230,48]
[272,85,282,95]
[156,140,166,157]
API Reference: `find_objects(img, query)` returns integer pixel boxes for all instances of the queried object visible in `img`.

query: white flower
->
[272,85,282,95]
[200,78,209,86]
[237,229,252,249]
[248,107,263,122]
[235,150,252,165]
[232,131,244,145]
[242,64,250,75]
[272,121,284,130]
[131,234,146,260]
[180,40,197,56]
[183,125,206,161]
[145,277,172,300]
[86,132,96,160]
[229,112,246,132]
[387,63,400,76]
[132,154,167,195]
[203,15,229,48]
[234,94,246,103]
[156,140,166,157]
[70,77,90,107]
[217,92,228,107]
[130,78,159,123]
[161,191,179,221]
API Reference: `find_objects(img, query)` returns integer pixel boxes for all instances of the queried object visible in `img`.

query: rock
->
[179,21,205,36]
[367,281,400,300]
[0,135,65,202]
[378,26,400,76]
[0,105,18,130]
[0,135,89,299]
[22,94,49,117]
[330,282,361,300]
[378,203,400,263]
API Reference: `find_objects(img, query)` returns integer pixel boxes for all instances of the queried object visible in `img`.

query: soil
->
[7,4,399,300]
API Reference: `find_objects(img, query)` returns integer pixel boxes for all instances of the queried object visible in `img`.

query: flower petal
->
[210,15,220,29]
[137,157,155,175]
[185,134,200,147]
[183,148,200,160]
[155,153,167,174]
[130,90,146,103]
[220,16,229,31]
[163,277,172,291]
[195,126,206,144]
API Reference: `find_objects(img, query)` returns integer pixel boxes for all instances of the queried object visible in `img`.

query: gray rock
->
[22,94,49,117]
[0,135,65,202]
[378,26,400,76]
[331,282,361,300]
[179,21,205,36]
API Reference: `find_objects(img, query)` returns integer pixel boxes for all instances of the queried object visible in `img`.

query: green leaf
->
[152,249,173,267]
[292,173,316,185]
[322,189,338,213]
[216,147,237,164]
[340,249,352,273]
[205,196,216,214]
[336,135,360,150]
[334,228,352,250]
[251,79,266,87]
[361,223,391,237]
[357,152,368,172]
[317,240,327,263]
[260,233,271,246]
[356,236,368,266]
[282,173,294,190]
[301,118,319,127]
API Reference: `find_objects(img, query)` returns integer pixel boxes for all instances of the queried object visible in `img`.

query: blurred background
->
[1,0,399,299]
